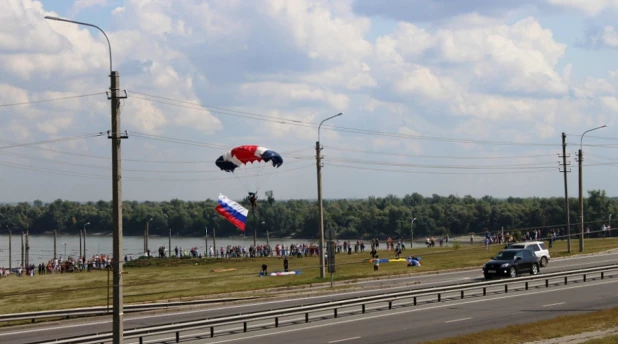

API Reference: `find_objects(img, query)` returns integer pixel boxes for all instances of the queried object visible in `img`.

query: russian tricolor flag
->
[215,194,248,231]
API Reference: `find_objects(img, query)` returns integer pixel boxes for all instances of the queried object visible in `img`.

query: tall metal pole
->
[578,148,584,252]
[168,228,172,258]
[53,230,57,260]
[80,230,83,259]
[561,132,571,253]
[145,218,152,256]
[213,227,217,258]
[8,230,11,270]
[111,69,125,344]
[410,218,416,248]
[83,227,87,262]
[82,222,89,260]
[21,231,24,267]
[316,113,343,279]
[204,227,208,257]
[25,231,29,266]
[45,16,125,343]
[578,125,607,252]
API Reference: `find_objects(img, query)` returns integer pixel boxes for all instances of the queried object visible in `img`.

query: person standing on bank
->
[283,256,289,272]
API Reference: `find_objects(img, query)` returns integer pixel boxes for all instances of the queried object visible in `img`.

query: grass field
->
[0,237,617,314]
[425,305,618,344]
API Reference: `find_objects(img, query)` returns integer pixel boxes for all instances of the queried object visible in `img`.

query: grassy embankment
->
[0,238,617,314]
[425,306,618,344]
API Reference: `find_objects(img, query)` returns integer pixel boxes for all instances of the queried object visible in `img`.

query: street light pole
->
[145,218,153,256]
[204,227,208,257]
[83,222,90,259]
[578,125,606,252]
[410,218,417,248]
[316,112,343,279]
[45,15,127,344]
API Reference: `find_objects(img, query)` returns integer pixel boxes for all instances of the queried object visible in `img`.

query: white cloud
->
[588,26,618,48]
[547,0,618,16]
[240,82,350,111]
[37,116,73,134]
[263,0,372,62]
[3,0,618,202]
[376,18,568,97]
[71,0,108,15]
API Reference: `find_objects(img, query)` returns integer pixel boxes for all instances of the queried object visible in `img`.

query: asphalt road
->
[1,251,616,343]
[187,274,618,344]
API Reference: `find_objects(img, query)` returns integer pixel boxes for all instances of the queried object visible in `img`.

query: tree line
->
[0,190,614,239]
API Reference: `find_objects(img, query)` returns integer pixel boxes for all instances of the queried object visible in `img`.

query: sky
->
[2,0,618,203]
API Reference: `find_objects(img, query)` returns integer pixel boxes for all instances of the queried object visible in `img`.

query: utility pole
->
[578,125,607,252]
[316,140,325,278]
[25,231,29,266]
[144,223,147,255]
[168,228,172,258]
[54,230,57,260]
[8,230,11,270]
[578,147,584,252]
[410,218,417,248]
[204,227,208,257]
[315,113,342,279]
[144,219,151,256]
[80,230,83,259]
[45,15,127,342]
[83,227,87,261]
[560,132,571,253]
[21,231,24,267]
[213,227,217,258]
[108,70,128,344]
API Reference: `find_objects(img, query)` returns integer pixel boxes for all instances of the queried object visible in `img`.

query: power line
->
[0,149,311,173]
[0,137,312,164]
[0,133,104,150]
[324,157,557,170]
[130,91,561,147]
[328,146,556,160]
[0,92,106,108]
[329,163,556,175]
[0,159,313,182]
[131,132,315,160]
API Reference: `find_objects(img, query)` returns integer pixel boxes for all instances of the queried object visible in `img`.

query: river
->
[0,233,441,268]
[0,234,324,268]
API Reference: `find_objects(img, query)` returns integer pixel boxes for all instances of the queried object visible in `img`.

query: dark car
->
[482,248,540,279]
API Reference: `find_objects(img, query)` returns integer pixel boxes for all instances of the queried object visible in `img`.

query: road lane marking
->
[202,279,618,343]
[328,336,361,343]
[2,254,616,338]
[542,302,565,307]
[445,317,472,323]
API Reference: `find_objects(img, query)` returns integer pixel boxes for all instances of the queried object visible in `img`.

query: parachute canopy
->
[216,145,283,173]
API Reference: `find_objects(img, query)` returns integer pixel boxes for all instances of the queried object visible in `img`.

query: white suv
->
[507,241,550,267]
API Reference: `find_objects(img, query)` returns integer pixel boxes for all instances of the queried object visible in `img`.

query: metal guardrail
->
[0,296,256,323]
[35,263,618,344]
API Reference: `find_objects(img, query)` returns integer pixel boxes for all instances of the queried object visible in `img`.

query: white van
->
[507,241,550,267]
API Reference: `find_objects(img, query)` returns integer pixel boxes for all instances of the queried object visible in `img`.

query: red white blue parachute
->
[215,145,283,193]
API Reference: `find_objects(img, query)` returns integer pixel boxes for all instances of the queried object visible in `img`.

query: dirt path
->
[524,327,618,344]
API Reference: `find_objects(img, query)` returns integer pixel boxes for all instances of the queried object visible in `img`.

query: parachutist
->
[248,192,258,210]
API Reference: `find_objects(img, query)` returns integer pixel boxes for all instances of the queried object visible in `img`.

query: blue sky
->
[2,0,618,203]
